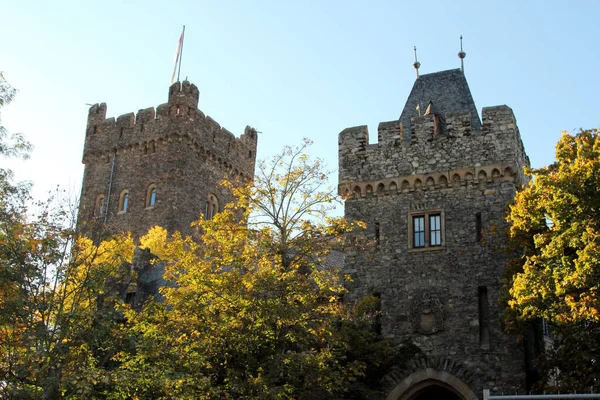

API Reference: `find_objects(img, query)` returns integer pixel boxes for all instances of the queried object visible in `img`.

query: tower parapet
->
[83,81,256,180]
[78,81,257,238]
[339,67,530,397]
[339,97,529,195]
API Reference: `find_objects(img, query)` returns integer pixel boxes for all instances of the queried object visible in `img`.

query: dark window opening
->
[476,212,482,242]
[92,125,97,135]
[433,114,441,137]
[375,222,380,247]
[119,127,124,138]
[478,286,490,348]
[125,292,135,306]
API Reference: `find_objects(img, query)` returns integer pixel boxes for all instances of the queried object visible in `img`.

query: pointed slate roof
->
[399,69,481,135]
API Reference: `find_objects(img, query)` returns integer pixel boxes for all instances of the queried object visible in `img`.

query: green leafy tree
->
[0,73,136,399]
[112,140,406,399]
[506,129,600,391]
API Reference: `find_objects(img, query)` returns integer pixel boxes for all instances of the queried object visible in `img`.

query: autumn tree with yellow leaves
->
[1,76,414,399]
[0,74,136,399]
[507,129,600,391]
[110,140,411,399]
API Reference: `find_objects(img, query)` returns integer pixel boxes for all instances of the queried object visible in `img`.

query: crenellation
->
[135,107,156,124]
[88,102,107,122]
[205,115,221,132]
[116,112,135,128]
[444,110,473,137]
[339,104,528,189]
[168,80,199,109]
[377,120,402,144]
[83,103,256,177]
[156,103,169,118]
[78,81,257,239]
[340,68,530,397]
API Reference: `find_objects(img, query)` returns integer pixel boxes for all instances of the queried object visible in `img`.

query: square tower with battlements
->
[77,80,257,239]
[339,68,530,399]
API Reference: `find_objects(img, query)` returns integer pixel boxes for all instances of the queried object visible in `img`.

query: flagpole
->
[177,25,185,83]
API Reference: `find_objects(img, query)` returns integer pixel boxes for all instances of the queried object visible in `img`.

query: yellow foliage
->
[507,129,600,324]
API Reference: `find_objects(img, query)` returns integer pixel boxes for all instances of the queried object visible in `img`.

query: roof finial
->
[413,46,421,78]
[458,35,466,73]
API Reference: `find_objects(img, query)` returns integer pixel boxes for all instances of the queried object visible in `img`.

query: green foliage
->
[0,75,136,399]
[506,128,600,391]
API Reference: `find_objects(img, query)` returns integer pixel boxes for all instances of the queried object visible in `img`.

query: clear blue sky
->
[2,1,599,202]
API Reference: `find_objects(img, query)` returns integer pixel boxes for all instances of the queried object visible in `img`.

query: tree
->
[506,129,600,391]
[0,73,136,399]
[111,140,407,399]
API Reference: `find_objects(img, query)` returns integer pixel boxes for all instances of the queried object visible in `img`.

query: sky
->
[2,1,599,203]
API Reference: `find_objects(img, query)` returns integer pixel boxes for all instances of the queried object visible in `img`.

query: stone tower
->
[339,69,530,399]
[77,80,257,238]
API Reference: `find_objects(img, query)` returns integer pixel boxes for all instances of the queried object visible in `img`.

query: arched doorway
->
[386,369,477,400]
[402,379,463,400]
[411,385,461,399]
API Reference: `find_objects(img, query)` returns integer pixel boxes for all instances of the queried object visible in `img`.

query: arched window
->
[205,194,219,220]
[96,195,105,216]
[119,190,129,213]
[146,184,157,208]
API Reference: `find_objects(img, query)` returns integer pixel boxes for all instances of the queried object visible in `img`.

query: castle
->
[338,68,530,398]
[77,80,257,238]
[78,63,530,399]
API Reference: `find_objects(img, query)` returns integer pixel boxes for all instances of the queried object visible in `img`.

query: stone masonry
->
[339,69,530,399]
[77,80,257,239]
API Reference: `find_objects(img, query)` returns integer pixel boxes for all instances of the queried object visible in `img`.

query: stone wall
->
[77,81,257,238]
[339,98,530,397]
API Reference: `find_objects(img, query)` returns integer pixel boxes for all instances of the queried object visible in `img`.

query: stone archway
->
[386,368,477,400]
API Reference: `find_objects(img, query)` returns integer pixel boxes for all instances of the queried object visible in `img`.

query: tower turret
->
[77,81,256,239]
[339,64,530,398]
[168,80,199,109]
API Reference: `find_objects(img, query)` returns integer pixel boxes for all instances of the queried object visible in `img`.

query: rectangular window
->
[375,222,380,247]
[413,216,425,248]
[409,211,444,249]
[429,214,441,246]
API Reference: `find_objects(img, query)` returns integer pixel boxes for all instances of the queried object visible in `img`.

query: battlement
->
[83,81,257,177]
[338,105,529,190]
[168,80,199,109]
